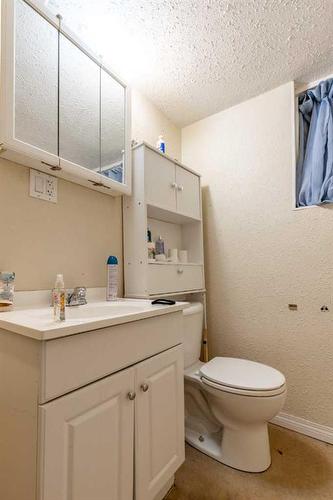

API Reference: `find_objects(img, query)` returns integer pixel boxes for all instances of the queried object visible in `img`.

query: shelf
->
[148,261,203,266]
[124,143,205,298]
[147,204,201,225]
[126,289,207,299]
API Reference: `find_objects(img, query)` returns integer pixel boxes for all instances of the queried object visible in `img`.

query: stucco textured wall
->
[182,82,333,427]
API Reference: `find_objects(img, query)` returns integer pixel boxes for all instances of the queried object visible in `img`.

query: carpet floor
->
[167,424,333,500]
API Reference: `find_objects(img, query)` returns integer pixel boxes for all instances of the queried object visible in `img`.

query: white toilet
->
[183,303,287,473]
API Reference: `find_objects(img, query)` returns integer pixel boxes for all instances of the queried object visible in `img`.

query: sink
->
[0,298,187,340]
[25,301,148,321]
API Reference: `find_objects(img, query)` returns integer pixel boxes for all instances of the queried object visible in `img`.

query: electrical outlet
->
[30,169,58,203]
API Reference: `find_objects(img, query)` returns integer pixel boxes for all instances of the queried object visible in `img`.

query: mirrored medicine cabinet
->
[0,0,131,195]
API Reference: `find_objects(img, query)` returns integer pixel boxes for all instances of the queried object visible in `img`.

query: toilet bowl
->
[183,303,287,473]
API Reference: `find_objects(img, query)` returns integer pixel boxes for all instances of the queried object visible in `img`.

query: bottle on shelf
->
[147,228,155,261]
[155,235,165,256]
[156,135,166,154]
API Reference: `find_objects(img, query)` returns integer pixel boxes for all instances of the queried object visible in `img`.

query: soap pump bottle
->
[53,274,65,321]
[156,135,166,154]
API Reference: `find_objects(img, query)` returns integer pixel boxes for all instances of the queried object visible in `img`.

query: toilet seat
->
[201,376,286,396]
[199,357,286,396]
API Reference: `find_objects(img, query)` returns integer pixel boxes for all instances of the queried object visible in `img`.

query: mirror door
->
[14,0,58,155]
[59,34,100,172]
[100,69,126,184]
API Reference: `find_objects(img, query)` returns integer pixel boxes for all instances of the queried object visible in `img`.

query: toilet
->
[183,303,287,473]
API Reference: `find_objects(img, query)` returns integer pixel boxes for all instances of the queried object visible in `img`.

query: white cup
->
[179,250,188,263]
[168,248,178,262]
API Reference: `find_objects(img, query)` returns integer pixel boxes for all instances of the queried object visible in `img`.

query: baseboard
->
[271,412,333,445]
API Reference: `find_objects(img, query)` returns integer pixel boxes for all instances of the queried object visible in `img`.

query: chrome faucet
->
[66,287,87,307]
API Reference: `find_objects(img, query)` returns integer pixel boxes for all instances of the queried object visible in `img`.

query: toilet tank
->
[182,302,204,369]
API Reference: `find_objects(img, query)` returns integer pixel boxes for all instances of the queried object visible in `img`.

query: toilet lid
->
[199,357,285,392]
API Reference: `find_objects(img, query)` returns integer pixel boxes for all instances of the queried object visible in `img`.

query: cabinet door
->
[13,0,58,158]
[135,345,185,500]
[38,368,135,500]
[176,166,201,219]
[59,34,100,171]
[100,68,126,184]
[145,147,177,212]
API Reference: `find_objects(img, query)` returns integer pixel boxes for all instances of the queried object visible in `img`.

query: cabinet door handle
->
[171,182,177,189]
[127,391,136,400]
[177,268,184,274]
[141,383,149,392]
[41,161,62,171]
[177,185,184,191]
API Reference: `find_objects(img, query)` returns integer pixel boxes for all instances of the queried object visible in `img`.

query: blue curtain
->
[296,78,333,207]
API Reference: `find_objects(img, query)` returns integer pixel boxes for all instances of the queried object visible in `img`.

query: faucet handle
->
[66,287,87,306]
[74,286,87,304]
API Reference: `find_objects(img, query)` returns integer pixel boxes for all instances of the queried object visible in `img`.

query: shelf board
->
[147,204,202,225]
[148,261,203,266]
[125,289,207,299]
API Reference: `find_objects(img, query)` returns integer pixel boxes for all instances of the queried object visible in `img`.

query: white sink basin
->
[0,298,186,340]
[26,301,148,320]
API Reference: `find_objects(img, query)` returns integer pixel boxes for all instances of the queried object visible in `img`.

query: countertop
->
[0,298,187,341]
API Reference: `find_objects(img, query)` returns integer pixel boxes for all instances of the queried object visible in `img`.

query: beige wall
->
[131,88,181,161]
[0,160,123,291]
[0,89,181,291]
[182,82,333,427]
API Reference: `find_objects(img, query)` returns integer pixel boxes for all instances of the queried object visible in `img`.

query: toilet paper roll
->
[168,249,178,262]
[179,250,188,263]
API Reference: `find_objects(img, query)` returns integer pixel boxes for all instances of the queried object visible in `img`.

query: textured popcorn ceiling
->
[47,0,333,127]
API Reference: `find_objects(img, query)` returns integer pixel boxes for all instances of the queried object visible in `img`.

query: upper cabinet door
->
[14,0,58,157]
[59,34,100,172]
[175,166,201,220]
[39,368,135,500]
[145,148,177,212]
[101,69,126,184]
[135,345,185,500]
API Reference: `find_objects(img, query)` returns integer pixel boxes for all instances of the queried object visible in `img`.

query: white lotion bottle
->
[106,256,118,301]
[156,135,166,153]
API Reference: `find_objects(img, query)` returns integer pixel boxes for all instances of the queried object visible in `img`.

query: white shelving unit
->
[123,142,205,298]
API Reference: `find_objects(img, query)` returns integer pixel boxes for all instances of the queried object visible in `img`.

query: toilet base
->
[185,423,271,473]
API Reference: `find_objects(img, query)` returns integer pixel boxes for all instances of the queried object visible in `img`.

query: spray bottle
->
[107,256,118,301]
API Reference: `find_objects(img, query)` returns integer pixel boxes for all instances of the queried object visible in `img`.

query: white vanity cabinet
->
[0,308,185,500]
[0,0,131,196]
[40,345,184,500]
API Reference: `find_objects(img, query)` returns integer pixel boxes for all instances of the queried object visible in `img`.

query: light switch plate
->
[30,169,58,203]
